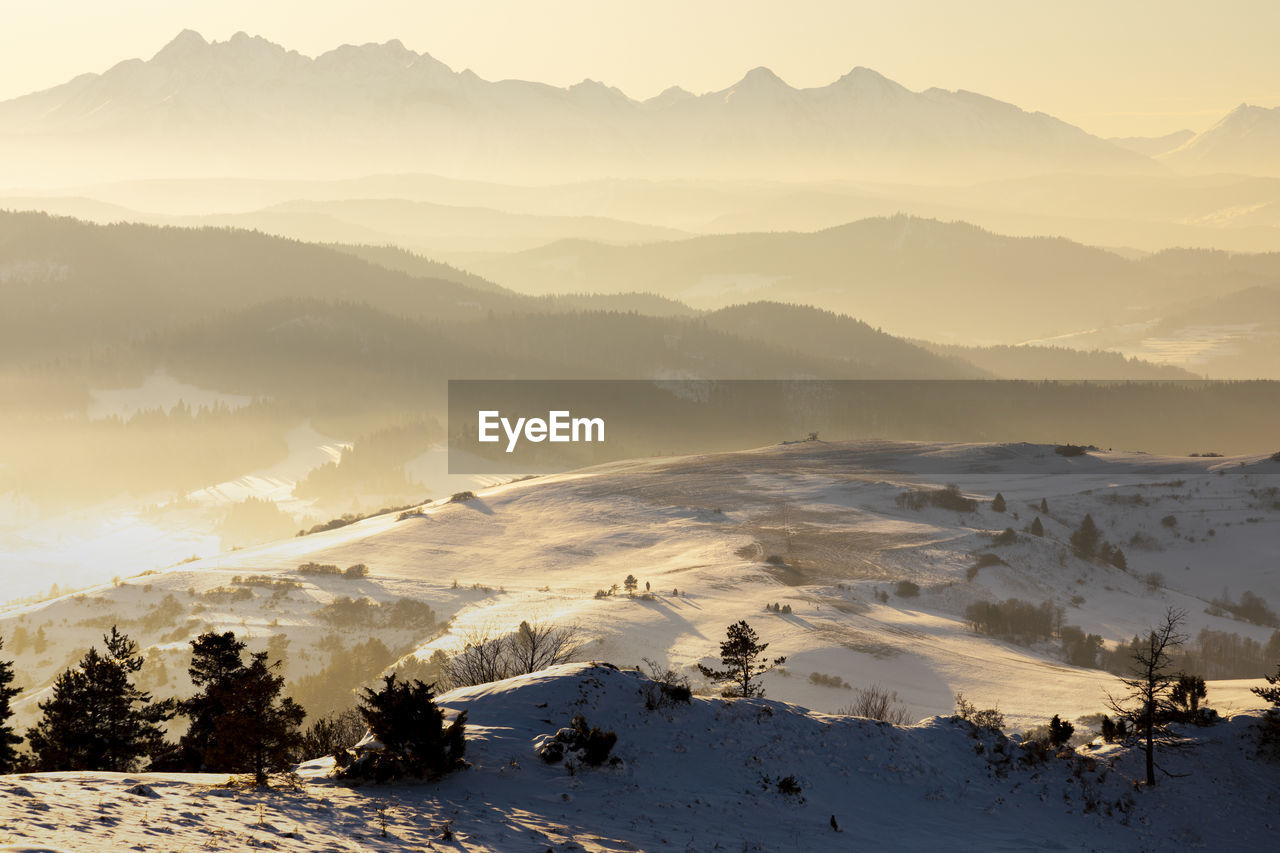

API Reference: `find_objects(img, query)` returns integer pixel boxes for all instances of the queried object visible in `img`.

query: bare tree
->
[443,620,585,689]
[509,620,586,675]
[839,685,913,725]
[1105,607,1188,786]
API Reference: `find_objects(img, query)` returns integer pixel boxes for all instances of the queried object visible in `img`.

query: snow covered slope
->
[2,440,1277,737]
[1,663,1277,851]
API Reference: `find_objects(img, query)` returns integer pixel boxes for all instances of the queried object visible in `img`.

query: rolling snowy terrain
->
[0,663,1276,851]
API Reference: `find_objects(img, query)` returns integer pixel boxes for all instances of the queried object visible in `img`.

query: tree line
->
[0,627,464,785]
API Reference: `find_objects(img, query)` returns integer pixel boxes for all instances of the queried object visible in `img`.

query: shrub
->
[299,708,366,760]
[808,672,851,690]
[1048,714,1074,747]
[450,491,476,503]
[896,484,976,513]
[955,692,1005,731]
[335,675,466,782]
[1054,444,1090,457]
[840,685,912,724]
[640,659,693,710]
[344,564,369,579]
[993,528,1016,546]
[991,493,1007,513]
[894,581,920,598]
[538,715,617,767]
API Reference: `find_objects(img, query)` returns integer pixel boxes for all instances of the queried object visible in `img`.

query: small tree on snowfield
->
[178,631,248,768]
[991,493,1006,513]
[26,627,171,771]
[337,674,467,782]
[1071,514,1100,559]
[1105,608,1187,786]
[202,651,305,786]
[1048,714,1074,748]
[698,620,785,698]
[624,574,639,595]
[1030,516,1044,537]
[0,636,21,772]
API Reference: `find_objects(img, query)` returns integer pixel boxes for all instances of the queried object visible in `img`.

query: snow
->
[2,663,1278,850]
[3,440,1280,847]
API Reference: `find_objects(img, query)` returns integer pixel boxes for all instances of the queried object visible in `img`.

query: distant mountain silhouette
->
[0,31,1156,186]
[1162,104,1280,176]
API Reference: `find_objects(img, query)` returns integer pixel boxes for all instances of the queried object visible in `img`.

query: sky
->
[0,0,1278,137]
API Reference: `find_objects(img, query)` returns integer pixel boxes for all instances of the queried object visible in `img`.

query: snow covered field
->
[2,440,1279,848]
[1,664,1277,851]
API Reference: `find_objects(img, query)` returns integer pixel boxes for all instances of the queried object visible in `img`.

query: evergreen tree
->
[1040,498,1049,514]
[623,574,639,595]
[336,674,467,782]
[697,620,786,698]
[180,632,304,784]
[203,652,305,786]
[1254,663,1280,706]
[1070,514,1100,559]
[991,493,1006,513]
[178,631,248,768]
[1048,714,1074,748]
[1030,516,1045,537]
[26,627,170,771]
[0,636,21,772]
[1169,674,1207,722]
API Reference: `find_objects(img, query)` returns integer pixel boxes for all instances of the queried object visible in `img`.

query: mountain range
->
[0,30,1170,186]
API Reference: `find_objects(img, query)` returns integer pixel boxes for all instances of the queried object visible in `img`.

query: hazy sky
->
[3,0,1278,137]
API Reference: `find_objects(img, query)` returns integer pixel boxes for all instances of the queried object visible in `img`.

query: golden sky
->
[2,0,1277,137]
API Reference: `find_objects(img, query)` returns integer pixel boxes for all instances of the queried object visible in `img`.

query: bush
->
[640,659,692,710]
[450,491,476,503]
[1054,444,1091,457]
[1048,714,1074,748]
[840,685,912,724]
[442,621,585,689]
[955,692,1005,731]
[299,708,366,760]
[537,715,617,767]
[808,672,851,690]
[896,484,976,513]
[993,528,1016,546]
[335,675,466,782]
[894,581,920,598]
[344,564,369,579]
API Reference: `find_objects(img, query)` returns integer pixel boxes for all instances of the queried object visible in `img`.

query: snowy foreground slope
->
[2,663,1278,852]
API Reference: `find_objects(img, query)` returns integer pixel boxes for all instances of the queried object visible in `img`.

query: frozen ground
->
[1,663,1277,852]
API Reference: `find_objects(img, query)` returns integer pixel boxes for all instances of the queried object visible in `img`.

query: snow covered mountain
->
[0,31,1157,186]
[1162,103,1280,176]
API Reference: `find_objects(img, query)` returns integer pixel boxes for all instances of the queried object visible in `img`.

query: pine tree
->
[1169,674,1207,722]
[1040,498,1049,514]
[1048,714,1074,748]
[178,631,248,768]
[337,674,467,782]
[697,620,786,698]
[203,652,306,786]
[1070,514,1100,559]
[1030,516,1045,537]
[623,574,638,595]
[26,627,171,771]
[180,632,304,785]
[991,493,1006,513]
[0,636,22,772]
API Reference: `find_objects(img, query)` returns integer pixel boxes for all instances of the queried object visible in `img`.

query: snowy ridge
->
[1,663,1276,850]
